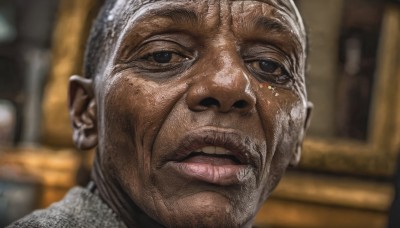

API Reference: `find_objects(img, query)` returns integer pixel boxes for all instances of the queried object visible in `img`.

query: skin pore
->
[69,0,311,227]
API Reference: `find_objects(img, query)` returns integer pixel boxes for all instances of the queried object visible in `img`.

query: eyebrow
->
[254,17,291,35]
[156,7,199,25]
[252,16,302,49]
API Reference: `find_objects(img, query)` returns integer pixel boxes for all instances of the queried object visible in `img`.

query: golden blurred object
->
[41,0,102,147]
[0,148,80,207]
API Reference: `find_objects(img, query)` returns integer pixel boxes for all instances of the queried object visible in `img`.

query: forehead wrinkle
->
[110,0,180,25]
[230,0,305,37]
[113,1,210,32]
[115,3,198,38]
[234,4,304,55]
[230,0,297,17]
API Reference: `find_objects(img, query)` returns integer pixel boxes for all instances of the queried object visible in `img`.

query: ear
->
[290,101,313,166]
[68,75,98,150]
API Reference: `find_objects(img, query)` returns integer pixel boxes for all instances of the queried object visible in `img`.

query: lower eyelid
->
[246,65,292,84]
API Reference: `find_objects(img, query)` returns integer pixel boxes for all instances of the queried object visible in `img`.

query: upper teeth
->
[195,146,232,155]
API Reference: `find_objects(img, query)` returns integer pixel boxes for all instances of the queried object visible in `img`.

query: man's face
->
[94,0,308,226]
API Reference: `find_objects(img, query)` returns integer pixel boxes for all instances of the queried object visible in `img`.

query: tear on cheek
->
[259,83,279,97]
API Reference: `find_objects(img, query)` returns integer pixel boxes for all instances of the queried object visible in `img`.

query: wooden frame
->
[300,4,400,177]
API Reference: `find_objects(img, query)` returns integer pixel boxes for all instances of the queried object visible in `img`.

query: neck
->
[91,154,163,228]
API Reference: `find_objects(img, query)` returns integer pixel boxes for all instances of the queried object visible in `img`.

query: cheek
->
[100,76,149,194]
[99,73,188,200]
[255,86,306,197]
[256,84,305,146]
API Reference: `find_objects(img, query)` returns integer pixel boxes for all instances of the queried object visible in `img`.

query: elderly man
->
[10,0,312,227]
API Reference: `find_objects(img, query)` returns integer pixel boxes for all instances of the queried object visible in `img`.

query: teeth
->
[215,147,227,155]
[195,146,231,155]
[201,146,215,154]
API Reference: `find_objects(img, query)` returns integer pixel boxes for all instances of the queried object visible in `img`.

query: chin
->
[155,191,256,228]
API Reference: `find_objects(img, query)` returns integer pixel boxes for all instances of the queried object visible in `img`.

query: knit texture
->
[7,187,127,228]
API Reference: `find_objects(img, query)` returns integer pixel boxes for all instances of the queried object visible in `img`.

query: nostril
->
[233,100,248,109]
[200,97,220,108]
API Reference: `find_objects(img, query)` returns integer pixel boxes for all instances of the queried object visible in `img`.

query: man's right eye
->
[152,51,173,63]
[141,51,188,65]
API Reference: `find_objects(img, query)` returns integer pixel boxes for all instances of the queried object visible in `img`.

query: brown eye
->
[131,39,195,77]
[259,60,280,74]
[153,51,173,63]
[143,51,189,65]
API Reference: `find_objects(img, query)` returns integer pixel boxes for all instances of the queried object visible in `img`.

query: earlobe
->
[69,75,98,150]
[290,144,302,167]
[304,101,313,131]
[290,101,313,167]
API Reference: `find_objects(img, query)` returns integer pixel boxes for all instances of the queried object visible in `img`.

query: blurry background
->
[0,0,399,227]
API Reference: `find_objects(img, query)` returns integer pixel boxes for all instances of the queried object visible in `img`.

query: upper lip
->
[162,127,259,167]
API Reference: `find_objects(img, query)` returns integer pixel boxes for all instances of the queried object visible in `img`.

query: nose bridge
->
[210,53,251,96]
[186,48,256,113]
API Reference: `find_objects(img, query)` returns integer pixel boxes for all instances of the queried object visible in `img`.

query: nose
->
[186,61,256,114]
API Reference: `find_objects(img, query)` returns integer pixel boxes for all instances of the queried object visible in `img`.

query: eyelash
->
[133,45,194,75]
[141,51,189,64]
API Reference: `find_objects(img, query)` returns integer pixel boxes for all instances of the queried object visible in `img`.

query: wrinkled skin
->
[69,0,312,227]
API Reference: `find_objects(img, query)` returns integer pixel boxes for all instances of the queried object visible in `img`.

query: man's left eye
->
[248,59,292,84]
[259,60,280,74]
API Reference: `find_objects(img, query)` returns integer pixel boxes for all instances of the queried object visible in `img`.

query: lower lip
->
[167,159,252,186]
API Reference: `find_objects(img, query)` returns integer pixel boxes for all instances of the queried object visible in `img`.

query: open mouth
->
[163,129,257,186]
[180,146,242,165]
[160,128,261,186]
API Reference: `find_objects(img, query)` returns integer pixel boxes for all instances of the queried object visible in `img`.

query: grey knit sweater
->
[7,187,127,228]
